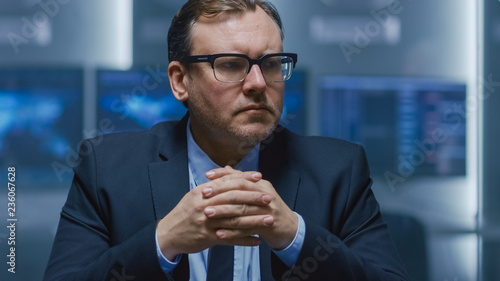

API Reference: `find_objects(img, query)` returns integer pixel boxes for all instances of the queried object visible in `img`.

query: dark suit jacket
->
[44,116,408,281]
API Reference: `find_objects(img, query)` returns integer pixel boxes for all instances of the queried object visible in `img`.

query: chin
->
[232,122,278,145]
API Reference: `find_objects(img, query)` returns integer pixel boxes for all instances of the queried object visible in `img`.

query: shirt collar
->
[186,118,260,186]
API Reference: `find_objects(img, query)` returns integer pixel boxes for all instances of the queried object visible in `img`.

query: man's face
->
[185,7,285,149]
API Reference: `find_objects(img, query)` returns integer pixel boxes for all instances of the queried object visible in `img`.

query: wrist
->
[156,220,182,261]
[269,212,299,250]
[162,247,181,262]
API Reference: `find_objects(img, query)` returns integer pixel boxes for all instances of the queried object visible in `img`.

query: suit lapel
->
[258,127,301,280]
[148,153,189,220]
[148,115,191,280]
[149,116,190,220]
[259,126,301,216]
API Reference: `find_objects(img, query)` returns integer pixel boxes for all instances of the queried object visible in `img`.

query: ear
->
[168,61,189,102]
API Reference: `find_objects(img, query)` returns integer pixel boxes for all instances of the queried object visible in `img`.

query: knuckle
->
[225,192,238,203]
[194,215,206,225]
[229,216,239,227]
[240,204,248,215]
[260,179,271,187]
[217,205,227,215]
[251,192,263,203]
[191,186,205,197]
[240,179,254,191]
[241,179,253,189]
[194,229,210,242]
[193,201,206,213]
[193,184,204,192]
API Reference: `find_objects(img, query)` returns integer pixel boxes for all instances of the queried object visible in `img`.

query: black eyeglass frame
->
[179,53,298,82]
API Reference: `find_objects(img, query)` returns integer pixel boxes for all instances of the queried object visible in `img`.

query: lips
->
[239,104,271,113]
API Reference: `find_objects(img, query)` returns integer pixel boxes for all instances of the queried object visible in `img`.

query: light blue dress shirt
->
[155,119,305,280]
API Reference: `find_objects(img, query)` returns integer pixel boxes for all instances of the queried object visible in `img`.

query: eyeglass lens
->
[213,55,294,82]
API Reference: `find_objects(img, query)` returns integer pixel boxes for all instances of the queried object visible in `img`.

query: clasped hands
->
[157,166,298,261]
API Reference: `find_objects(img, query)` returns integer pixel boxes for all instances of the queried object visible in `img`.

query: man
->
[44,0,408,280]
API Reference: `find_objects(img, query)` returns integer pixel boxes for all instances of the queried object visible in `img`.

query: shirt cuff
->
[155,229,181,273]
[272,212,306,267]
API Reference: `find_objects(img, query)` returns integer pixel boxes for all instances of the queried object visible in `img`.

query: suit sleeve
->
[43,140,171,281]
[276,145,409,281]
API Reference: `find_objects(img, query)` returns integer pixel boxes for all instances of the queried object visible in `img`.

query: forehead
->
[190,6,283,56]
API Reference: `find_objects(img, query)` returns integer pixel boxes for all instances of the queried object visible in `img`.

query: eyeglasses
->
[180,53,298,83]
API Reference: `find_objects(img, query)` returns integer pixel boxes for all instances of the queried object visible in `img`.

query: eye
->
[261,57,281,71]
[215,57,247,71]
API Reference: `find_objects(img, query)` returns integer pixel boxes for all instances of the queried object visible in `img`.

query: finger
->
[216,235,262,247]
[208,214,274,230]
[202,177,266,198]
[204,203,271,218]
[205,190,273,207]
[205,167,262,182]
[205,166,236,180]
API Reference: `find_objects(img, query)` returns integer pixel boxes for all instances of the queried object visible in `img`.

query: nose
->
[242,64,267,95]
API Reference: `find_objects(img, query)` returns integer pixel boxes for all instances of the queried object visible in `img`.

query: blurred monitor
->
[0,68,84,187]
[96,68,307,135]
[96,68,187,134]
[320,76,466,176]
[281,69,307,135]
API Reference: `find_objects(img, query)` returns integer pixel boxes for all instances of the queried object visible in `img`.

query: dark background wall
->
[482,0,500,280]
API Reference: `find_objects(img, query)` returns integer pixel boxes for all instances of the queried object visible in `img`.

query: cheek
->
[192,81,239,114]
[269,85,285,110]
[206,79,241,102]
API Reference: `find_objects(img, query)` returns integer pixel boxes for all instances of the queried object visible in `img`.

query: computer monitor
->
[0,68,84,187]
[97,68,308,135]
[281,69,307,135]
[96,68,187,134]
[320,76,466,176]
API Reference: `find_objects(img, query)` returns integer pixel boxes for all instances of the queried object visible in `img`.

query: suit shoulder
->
[286,131,364,156]
[82,120,179,156]
[281,130,370,177]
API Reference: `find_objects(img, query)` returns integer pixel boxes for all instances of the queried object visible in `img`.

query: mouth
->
[239,104,271,114]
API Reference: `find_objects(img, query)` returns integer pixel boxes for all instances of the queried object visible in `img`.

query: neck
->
[189,125,258,167]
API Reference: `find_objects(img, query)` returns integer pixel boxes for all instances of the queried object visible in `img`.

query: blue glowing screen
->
[282,70,307,135]
[0,69,83,186]
[320,76,467,176]
[97,68,187,134]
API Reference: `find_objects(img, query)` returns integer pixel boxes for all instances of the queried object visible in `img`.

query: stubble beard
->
[189,97,280,150]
